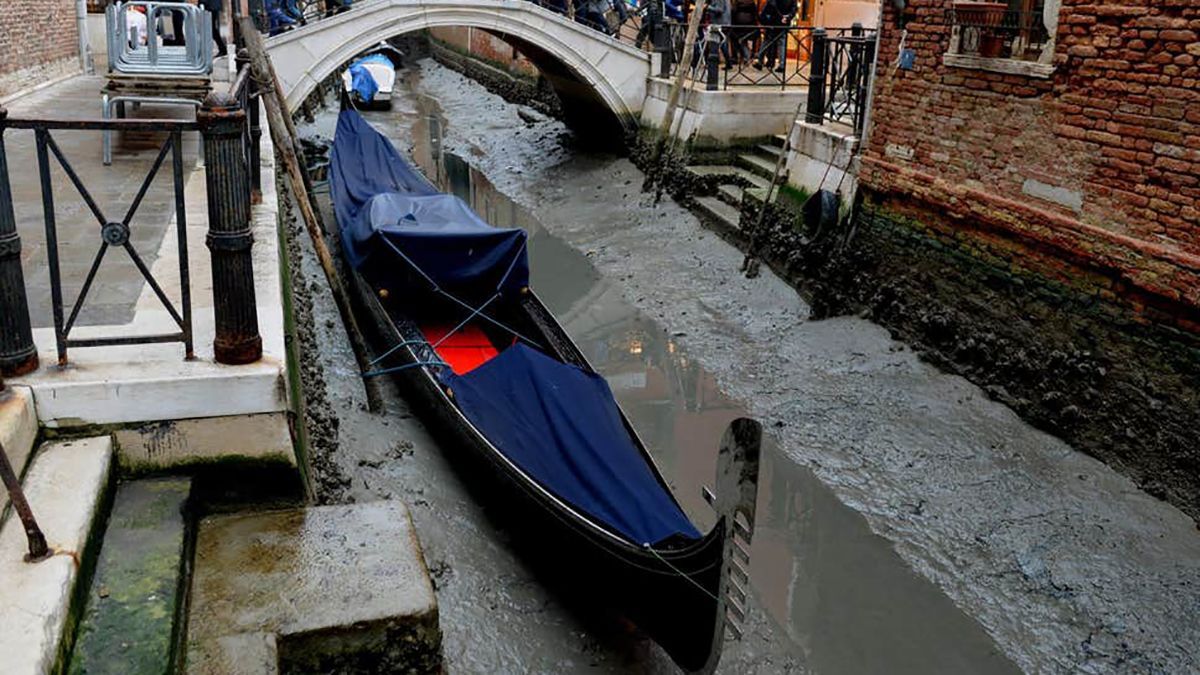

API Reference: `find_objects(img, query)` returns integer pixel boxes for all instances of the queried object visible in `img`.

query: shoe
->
[753,61,763,70]
[774,66,785,73]
[216,49,228,58]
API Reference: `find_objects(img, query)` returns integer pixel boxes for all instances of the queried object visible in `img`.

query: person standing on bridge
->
[199,0,228,58]
[756,0,796,73]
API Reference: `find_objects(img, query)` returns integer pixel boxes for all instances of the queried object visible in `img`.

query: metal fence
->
[0,81,264,374]
[3,117,196,366]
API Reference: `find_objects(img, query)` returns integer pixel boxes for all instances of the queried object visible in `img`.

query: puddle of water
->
[314,74,1018,673]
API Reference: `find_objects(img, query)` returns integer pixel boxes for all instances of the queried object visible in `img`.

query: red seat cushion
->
[421,323,499,375]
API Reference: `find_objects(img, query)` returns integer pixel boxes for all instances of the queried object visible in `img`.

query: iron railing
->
[1,116,196,366]
[655,22,876,92]
[814,26,876,133]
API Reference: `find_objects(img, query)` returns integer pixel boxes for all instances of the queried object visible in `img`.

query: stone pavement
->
[3,75,202,328]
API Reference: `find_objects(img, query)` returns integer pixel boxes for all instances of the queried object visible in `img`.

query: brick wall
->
[0,0,80,100]
[860,0,1200,318]
[428,27,539,78]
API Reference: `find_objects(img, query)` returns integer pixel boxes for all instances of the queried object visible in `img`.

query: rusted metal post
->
[198,92,263,365]
[806,28,827,124]
[0,437,50,562]
[0,108,40,378]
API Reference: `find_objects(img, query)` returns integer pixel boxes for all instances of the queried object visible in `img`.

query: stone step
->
[687,165,772,191]
[0,386,39,530]
[737,152,780,180]
[695,196,743,233]
[67,478,193,675]
[186,501,440,674]
[756,143,784,161]
[717,183,745,207]
[770,133,789,148]
[0,436,115,675]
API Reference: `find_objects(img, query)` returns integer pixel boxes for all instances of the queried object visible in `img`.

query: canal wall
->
[427,36,563,119]
[0,0,81,101]
[843,0,1200,518]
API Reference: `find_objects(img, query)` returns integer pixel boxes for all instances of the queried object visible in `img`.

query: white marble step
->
[0,386,39,527]
[0,436,114,675]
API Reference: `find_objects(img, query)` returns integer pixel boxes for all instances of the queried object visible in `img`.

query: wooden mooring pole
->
[240,19,384,413]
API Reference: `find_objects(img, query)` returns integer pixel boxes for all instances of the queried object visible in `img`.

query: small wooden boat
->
[328,109,760,672]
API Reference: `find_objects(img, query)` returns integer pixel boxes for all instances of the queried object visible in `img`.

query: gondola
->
[328,108,761,673]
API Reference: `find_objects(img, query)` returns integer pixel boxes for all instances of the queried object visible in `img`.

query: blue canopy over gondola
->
[329,109,700,545]
[330,109,529,299]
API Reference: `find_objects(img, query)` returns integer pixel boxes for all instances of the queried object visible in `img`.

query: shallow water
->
[297,59,1200,674]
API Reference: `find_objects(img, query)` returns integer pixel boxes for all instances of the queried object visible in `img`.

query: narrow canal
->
[294,57,1200,674]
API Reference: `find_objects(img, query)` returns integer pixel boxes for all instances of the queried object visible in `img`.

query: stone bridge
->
[266,0,652,130]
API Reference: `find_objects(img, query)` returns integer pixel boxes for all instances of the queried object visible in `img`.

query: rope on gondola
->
[364,233,546,379]
[362,360,450,379]
[642,543,721,603]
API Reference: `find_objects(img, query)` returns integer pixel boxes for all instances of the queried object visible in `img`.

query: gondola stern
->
[692,417,763,673]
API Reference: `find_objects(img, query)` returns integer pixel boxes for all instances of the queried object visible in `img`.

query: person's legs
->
[774,27,787,72]
[763,26,781,68]
[211,10,227,57]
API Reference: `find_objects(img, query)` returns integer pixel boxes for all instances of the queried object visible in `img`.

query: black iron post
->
[0,437,50,562]
[197,93,262,365]
[705,31,721,90]
[848,22,863,93]
[653,2,673,78]
[0,108,39,377]
[805,28,827,124]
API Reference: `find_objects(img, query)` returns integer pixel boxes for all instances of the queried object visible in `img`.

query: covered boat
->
[329,108,760,672]
[342,44,404,109]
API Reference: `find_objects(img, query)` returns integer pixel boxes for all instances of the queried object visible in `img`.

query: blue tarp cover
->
[330,110,529,298]
[347,53,394,102]
[444,344,701,545]
[330,109,699,545]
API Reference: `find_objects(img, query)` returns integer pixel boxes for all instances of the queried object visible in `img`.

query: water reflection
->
[365,91,1018,673]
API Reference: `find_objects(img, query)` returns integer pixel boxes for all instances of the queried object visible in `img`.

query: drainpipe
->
[76,0,94,75]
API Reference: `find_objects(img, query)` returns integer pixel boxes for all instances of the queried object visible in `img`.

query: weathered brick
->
[0,0,80,99]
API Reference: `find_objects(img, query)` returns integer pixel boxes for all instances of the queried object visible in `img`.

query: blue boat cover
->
[347,53,395,102]
[330,110,529,298]
[444,344,701,545]
[330,109,700,545]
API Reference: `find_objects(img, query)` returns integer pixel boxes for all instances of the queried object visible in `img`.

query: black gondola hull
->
[349,272,729,673]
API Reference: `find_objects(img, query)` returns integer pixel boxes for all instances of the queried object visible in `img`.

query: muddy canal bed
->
[293,59,1200,674]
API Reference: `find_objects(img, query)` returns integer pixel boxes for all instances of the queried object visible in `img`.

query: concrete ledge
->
[113,412,295,471]
[641,77,806,142]
[0,436,114,675]
[187,501,440,674]
[0,386,39,523]
[785,120,859,202]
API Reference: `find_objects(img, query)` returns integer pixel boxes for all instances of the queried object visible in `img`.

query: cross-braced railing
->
[9,118,196,366]
[0,94,265,378]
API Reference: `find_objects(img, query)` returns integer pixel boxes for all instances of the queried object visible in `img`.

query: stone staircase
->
[0,389,441,675]
[687,135,788,240]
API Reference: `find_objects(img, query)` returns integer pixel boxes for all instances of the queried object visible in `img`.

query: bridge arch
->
[267,0,650,131]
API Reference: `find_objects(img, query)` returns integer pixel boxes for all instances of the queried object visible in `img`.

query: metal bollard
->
[198,93,263,365]
[0,108,39,378]
[705,31,721,91]
[805,28,827,124]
